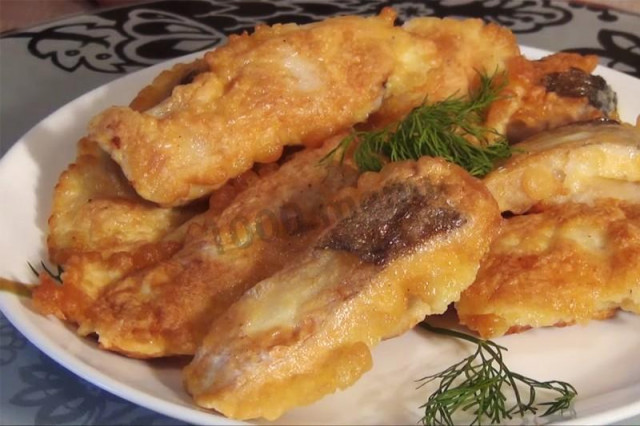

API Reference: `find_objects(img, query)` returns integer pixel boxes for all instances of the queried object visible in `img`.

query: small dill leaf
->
[27,261,64,284]
[319,134,355,166]
[27,261,39,279]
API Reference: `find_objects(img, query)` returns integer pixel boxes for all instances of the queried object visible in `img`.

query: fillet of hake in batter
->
[184,157,500,420]
[87,9,520,206]
[457,200,640,338]
[484,123,640,214]
[83,138,359,357]
[87,9,429,205]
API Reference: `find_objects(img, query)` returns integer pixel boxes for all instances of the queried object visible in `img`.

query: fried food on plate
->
[486,52,618,143]
[457,200,640,338]
[129,58,209,112]
[484,123,640,214]
[87,8,525,206]
[45,138,198,264]
[387,19,615,142]
[366,16,519,128]
[87,9,421,205]
[32,138,201,324]
[184,157,500,420]
[83,137,359,357]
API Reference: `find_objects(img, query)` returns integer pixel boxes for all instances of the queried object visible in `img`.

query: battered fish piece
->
[484,123,640,214]
[45,138,198,264]
[399,22,612,143]
[33,138,200,324]
[88,9,429,205]
[368,16,519,128]
[83,137,359,357]
[486,53,618,143]
[184,157,500,420]
[457,200,640,338]
[88,9,523,206]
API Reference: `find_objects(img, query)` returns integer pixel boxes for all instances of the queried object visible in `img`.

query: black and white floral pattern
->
[5,0,639,76]
[567,29,640,76]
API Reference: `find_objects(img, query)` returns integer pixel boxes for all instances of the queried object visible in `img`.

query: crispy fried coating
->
[83,137,359,357]
[402,18,517,110]
[484,123,640,214]
[46,138,197,264]
[87,10,524,206]
[32,138,201,324]
[33,241,181,324]
[395,25,611,144]
[365,16,519,128]
[457,200,640,338]
[183,157,500,420]
[88,9,418,205]
[486,52,617,143]
[129,58,209,112]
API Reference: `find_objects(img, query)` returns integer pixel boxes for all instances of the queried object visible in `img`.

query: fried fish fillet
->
[87,9,419,205]
[87,9,523,206]
[389,21,612,142]
[32,138,201,323]
[484,123,640,214]
[366,16,519,128]
[83,137,359,357]
[457,200,640,338]
[184,157,500,420]
[486,52,618,143]
[45,138,198,265]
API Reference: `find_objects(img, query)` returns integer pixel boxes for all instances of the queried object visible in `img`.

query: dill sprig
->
[325,73,512,177]
[28,261,63,283]
[418,322,577,426]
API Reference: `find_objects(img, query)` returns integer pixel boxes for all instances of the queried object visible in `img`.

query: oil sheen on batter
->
[484,123,640,214]
[83,137,359,357]
[184,157,500,420]
[457,200,640,338]
[87,9,519,206]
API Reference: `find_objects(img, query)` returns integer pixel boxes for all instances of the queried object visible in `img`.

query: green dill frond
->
[417,322,577,425]
[319,134,355,166]
[326,72,513,177]
[28,261,63,283]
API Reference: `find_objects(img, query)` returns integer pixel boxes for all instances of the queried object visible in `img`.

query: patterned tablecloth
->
[0,1,639,424]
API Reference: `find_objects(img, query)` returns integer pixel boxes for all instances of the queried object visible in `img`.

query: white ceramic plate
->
[1,46,639,426]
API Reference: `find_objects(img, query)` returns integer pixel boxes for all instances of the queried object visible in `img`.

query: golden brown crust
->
[83,138,359,357]
[484,123,640,214]
[88,10,410,205]
[34,137,202,326]
[129,58,209,112]
[46,138,198,264]
[183,157,500,420]
[33,241,181,325]
[486,52,614,143]
[403,18,518,110]
[363,17,519,129]
[86,11,526,206]
[457,200,640,338]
